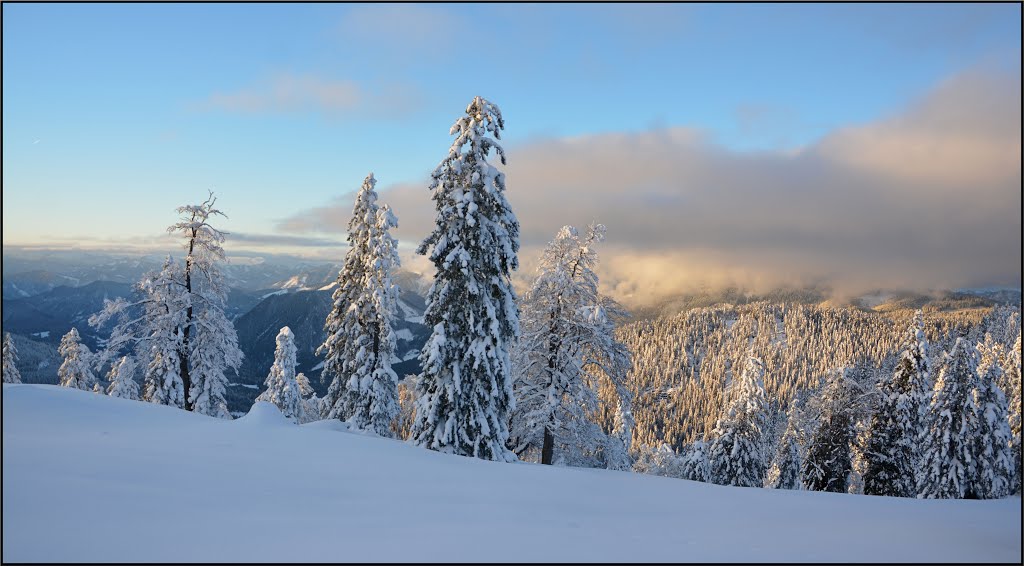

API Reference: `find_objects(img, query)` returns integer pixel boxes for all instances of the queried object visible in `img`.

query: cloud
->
[200,73,421,117]
[338,5,465,64]
[279,68,1021,307]
[817,69,1021,186]
[229,232,345,248]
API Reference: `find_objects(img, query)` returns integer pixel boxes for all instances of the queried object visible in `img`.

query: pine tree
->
[410,96,520,461]
[57,328,97,391]
[89,255,188,408]
[707,355,770,487]
[1004,333,1022,494]
[140,256,188,408]
[972,337,1013,499]
[106,356,140,400]
[89,194,240,418]
[678,440,710,482]
[802,368,866,493]
[256,327,306,423]
[510,224,632,468]
[188,306,241,419]
[862,317,928,497]
[919,337,981,499]
[167,193,242,417]
[632,443,684,479]
[3,332,22,384]
[296,373,320,424]
[347,200,402,430]
[766,414,802,490]
[318,174,401,437]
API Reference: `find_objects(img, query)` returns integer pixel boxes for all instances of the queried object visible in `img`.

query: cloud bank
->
[279,69,1021,306]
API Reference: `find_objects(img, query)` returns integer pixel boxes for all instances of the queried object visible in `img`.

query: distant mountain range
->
[2,249,433,412]
[2,248,1019,412]
[2,248,345,297]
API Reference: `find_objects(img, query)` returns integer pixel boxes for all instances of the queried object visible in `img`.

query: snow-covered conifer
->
[907,310,932,419]
[972,337,1013,499]
[862,316,929,497]
[510,224,633,469]
[919,337,981,499]
[802,368,867,493]
[766,414,802,490]
[89,255,188,408]
[296,373,320,424]
[188,306,241,420]
[317,173,401,438]
[632,443,684,479]
[256,327,305,423]
[678,440,710,482]
[140,257,188,408]
[1004,333,1021,494]
[707,355,769,487]
[410,97,520,461]
[167,193,242,417]
[3,332,22,384]
[58,328,97,390]
[106,356,140,400]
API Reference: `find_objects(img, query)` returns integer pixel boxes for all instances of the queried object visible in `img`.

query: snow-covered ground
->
[3,384,1020,563]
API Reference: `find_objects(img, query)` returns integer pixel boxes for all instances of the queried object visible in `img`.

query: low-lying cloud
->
[279,68,1021,307]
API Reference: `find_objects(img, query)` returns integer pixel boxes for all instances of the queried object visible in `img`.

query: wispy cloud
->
[199,73,421,117]
[337,4,465,63]
[279,68,1021,306]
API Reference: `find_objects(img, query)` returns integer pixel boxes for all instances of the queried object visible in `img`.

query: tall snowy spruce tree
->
[410,96,520,461]
[257,327,306,423]
[106,356,140,400]
[919,337,981,499]
[802,368,866,493]
[317,173,401,436]
[862,315,930,497]
[90,255,188,408]
[167,193,242,418]
[972,337,1013,499]
[3,332,22,384]
[509,224,633,468]
[707,355,770,487]
[58,328,98,391]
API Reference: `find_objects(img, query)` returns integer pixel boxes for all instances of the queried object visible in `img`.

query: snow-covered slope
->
[3,384,1020,563]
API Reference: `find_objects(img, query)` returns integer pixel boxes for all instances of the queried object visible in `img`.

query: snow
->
[228,382,258,390]
[394,328,414,342]
[401,348,420,361]
[233,400,292,427]
[3,384,1021,563]
[275,275,308,289]
[30,331,50,339]
[397,298,423,323]
[260,289,289,300]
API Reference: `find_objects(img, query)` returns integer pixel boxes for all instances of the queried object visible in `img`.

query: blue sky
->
[2,3,1020,298]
